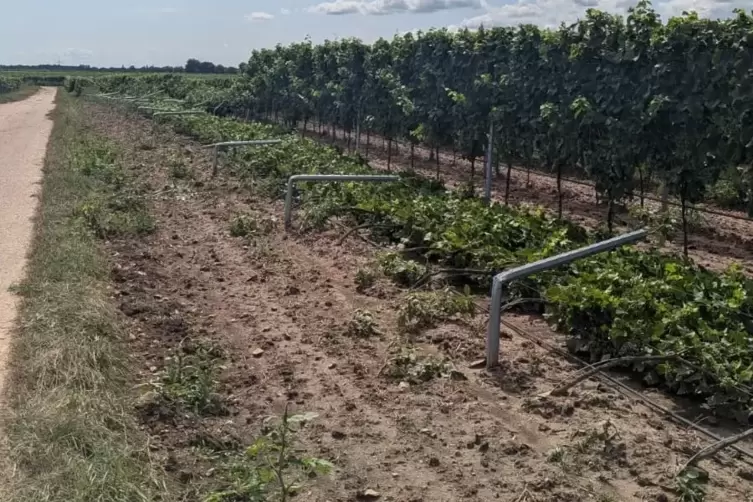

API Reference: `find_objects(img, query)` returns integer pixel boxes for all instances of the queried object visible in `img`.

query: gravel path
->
[0,87,56,399]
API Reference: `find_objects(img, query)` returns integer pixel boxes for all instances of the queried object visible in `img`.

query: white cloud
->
[246,11,275,21]
[310,0,361,14]
[655,0,744,19]
[310,0,484,15]
[453,0,749,30]
[456,0,590,28]
[281,8,292,15]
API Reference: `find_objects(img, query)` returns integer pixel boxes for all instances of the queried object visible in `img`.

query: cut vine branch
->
[543,354,677,397]
[411,268,495,290]
[680,428,753,474]
[337,223,398,246]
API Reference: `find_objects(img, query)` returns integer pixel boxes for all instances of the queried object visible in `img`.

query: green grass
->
[1,91,169,501]
[0,86,39,104]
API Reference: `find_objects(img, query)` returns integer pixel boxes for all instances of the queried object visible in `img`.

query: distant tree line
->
[184,59,239,74]
[0,60,238,74]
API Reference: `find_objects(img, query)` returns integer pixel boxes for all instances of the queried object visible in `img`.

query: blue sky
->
[0,0,745,67]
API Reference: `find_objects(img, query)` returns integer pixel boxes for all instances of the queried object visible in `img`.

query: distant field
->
[0,69,234,79]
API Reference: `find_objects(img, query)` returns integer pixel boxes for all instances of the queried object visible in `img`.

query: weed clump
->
[385,349,452,384]
[77,192,155,238]
[73,138,155,238]
[170,162,192,180]
[152,340,226,415]
[230,213,275,238]
[346,309,380,338]
[397,287,476,332]
[230,214,257,237]
[167,153,193,180]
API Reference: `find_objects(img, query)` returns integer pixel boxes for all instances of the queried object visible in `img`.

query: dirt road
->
[0,87,56,398]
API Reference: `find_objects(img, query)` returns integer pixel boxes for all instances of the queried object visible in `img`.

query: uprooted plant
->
[346,309,381,338]
[546,420,627,475]
[354,267,378,292]
[230,213,276,238]
[384,349,453,384]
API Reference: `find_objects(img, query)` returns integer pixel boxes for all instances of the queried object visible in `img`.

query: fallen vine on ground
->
[82,89,753,416]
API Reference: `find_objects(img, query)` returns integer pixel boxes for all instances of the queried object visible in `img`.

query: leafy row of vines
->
[67,83,753,418]
[88,2,753,255]
[0,75,23,95]
[235,3,753,250]
[74,2,753,417]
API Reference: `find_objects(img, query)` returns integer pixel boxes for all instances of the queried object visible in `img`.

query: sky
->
[0,0,748,67]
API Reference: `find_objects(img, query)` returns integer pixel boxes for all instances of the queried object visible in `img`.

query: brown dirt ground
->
[85,102,753,502]
[301,123,753,276]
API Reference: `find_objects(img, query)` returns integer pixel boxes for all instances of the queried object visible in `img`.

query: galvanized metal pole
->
[485,228,648,369]
[284,174,400,229]
[207,140,284,148]
[205,140,284,178]
[485,120,494,203]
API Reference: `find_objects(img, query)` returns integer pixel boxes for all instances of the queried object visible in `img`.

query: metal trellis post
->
[486,229,648,369]
[284,174,400,229]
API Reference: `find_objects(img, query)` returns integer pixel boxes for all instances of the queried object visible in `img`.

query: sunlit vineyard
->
[4,2,751,500]
[78,3,753,256]
[75,57,753,421]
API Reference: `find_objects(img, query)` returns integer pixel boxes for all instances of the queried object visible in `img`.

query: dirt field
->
[0,87,55,399]
[72,100,753,502]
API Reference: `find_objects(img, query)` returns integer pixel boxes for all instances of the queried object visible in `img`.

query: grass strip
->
[0,86,39,104]
[1,91,168,502]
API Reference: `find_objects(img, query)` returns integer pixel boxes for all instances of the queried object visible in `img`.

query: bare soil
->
[0,87,56,399]
[302,124,753,275]
[86,102,753,502]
